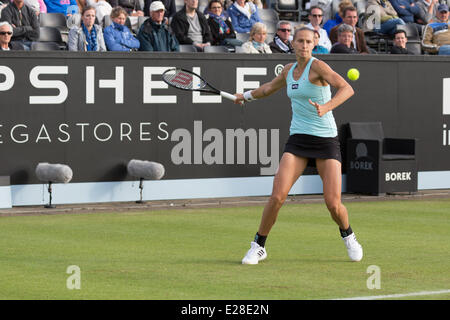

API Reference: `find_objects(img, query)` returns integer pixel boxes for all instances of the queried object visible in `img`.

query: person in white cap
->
[137,1,179,51]
[144,0,176,19]
[170,0,212,51]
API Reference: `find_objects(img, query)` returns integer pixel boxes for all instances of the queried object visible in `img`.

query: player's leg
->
[316,158,363,261]
[242,153,308,265]
[316,158,348,229]
[258,153,308,236]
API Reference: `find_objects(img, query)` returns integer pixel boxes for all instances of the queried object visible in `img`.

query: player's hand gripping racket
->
[162,68,237,102]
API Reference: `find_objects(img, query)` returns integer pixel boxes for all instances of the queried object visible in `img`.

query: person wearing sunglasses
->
[0,0,40,50]
[269,20,294,53]
[306,6,331,51]
[0,21,24,50]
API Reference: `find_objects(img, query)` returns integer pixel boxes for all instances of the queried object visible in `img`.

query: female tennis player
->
[234,27,363,264]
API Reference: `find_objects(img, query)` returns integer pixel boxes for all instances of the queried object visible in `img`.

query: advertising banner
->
[0,53,449,195]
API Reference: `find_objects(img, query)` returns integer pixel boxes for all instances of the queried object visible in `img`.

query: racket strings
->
[163,70,207,90]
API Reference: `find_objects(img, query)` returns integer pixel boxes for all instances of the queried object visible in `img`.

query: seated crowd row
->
[0,0,449,55]
[0,0,261,52]
[318,0,450,55]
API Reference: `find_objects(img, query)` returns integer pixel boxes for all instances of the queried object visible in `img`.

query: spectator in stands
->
[330,6,369,53]
[422,4,450,54]
[204,0,227,18]
[104,6,140,51]
[138,0,179,51]
[309,0,333,22]
[366,0,405,35]
[323,0,351,36]
[170,0,212,52]
[227,0,261,34]
[389,0,421,25]
[144,0,176,18]
[67,0,111,29]
[76,0,86,11]
[89,0,113,26]
[312,28,329,53]
[207,0,241,47]
[108,0,144,16]
[0,0,40,50]
[241,21,271,53]
[249,0,262,9]
[0,21,24,50]
[306,6,332,51]
[351,0,367,17]
[45,0,79,16]
[330,23,359,53]
[390,29,412,53]
[68,5,106,51]
[414,0,438,25]
[432,3,449,22]
[0,2,7,15]
[25,0,47,16]
[269,20,294,53]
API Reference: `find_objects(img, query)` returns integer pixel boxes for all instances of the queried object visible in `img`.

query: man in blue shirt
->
[44,0,78,16]
[389,0,420,24]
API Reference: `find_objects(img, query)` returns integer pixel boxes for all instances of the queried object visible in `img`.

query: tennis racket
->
[162,68,237,102]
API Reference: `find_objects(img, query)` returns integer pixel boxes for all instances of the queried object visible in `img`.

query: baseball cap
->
[437,4,449,12]
[150,1,165,11]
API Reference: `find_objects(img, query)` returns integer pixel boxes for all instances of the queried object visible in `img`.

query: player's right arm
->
[234,63,293,104]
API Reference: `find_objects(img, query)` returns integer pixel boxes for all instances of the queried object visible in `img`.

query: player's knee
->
[270,193,287,207]
[326,199,341,214]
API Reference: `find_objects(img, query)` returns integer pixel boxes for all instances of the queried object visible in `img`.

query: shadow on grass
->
[168,257,352,266]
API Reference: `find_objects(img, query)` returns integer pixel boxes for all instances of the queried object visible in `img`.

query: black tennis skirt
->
[284,134,342,167]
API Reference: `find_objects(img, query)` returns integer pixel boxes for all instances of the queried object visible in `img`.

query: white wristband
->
[243,90,255,102]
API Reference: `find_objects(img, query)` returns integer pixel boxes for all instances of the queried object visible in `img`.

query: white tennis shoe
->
[343,233,363,262]
[242,241,267,265]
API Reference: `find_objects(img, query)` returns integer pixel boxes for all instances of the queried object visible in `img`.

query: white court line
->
[332,289,450,300]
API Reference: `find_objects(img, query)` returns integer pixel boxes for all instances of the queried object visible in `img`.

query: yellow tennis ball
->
[347,68,360,81]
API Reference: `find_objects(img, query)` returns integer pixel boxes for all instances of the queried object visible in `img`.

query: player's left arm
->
[309,60,354,117]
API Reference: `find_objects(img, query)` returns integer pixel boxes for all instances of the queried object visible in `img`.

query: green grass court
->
[0,198,449,300]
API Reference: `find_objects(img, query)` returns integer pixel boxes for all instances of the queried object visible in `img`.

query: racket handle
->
[220,91,237,101]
